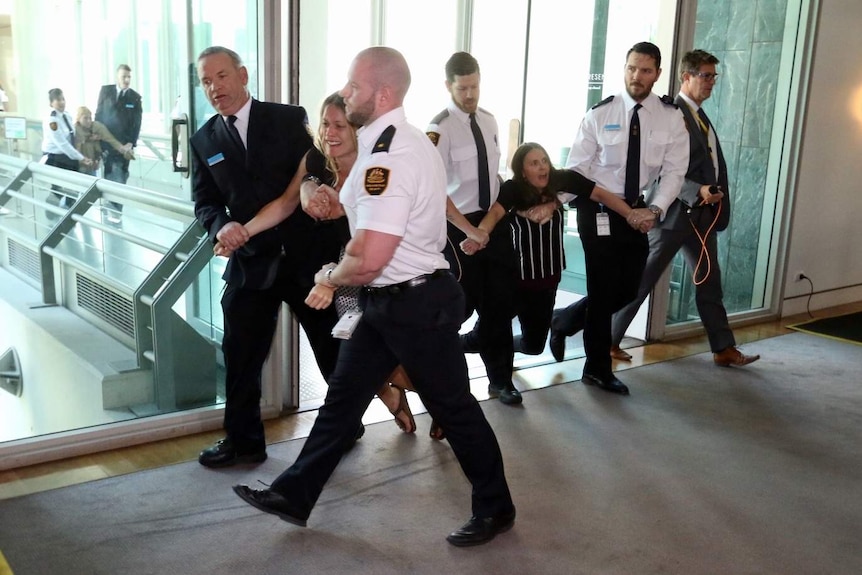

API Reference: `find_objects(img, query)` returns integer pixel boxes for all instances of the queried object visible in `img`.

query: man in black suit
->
[95,64,142,222]
[191,45,342,468]
[609,49,760,367]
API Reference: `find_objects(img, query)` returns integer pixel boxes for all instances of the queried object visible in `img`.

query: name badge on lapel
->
[207,152,225,166]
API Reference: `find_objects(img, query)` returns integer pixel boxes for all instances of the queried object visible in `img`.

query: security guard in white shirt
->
[426,52,522,406]
[41,88,91,208]
[232,47,516,548]
[550,41,689,395]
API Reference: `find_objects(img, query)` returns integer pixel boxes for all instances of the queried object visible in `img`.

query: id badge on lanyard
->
[596,205,610,237]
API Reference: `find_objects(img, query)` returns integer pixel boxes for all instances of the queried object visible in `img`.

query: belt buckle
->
[405,276,426,289]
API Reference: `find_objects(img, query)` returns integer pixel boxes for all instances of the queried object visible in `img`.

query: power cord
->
[798,273,814,318]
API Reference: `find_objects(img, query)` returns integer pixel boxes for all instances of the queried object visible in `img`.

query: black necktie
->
[469,113,491,210]
[624,103,642,204]
[227,115,245,154]
[697,107,714,157]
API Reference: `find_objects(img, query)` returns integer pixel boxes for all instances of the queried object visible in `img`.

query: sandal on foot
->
[390,386,416,434]
[429,420,445,441]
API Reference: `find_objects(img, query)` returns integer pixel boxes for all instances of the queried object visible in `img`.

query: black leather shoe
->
[549,329,566,362]
[232,485,309,527]
[582,373,630,395]
[499,383,523,405]
[446,507,516,547]
[487,383,522,405]
[199,438,267,468]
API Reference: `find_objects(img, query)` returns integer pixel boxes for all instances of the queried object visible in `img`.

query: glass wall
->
[0,0,261,448]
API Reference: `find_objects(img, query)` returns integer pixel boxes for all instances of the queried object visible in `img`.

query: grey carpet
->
[1,332,860,575]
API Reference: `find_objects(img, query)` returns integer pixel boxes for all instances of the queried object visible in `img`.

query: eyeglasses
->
[689,70,719,81]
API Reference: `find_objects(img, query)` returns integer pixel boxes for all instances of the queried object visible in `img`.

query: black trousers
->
[103,152,130,213]
[444,213,516,389]
[513,283,558,355]
[44,153,79,206]
[220,259,340,452]
[552,203,648,379]
[270,272,514,520]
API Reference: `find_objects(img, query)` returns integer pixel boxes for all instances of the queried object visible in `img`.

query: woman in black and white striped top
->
[491,142,636,355]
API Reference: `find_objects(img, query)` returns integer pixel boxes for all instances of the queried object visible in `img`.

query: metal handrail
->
[1,156,216,412]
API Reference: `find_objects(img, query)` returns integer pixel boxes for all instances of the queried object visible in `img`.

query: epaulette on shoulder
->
[660,95,678,108]
[591,95,614,110]
[372,125,397,154]
[429,109,449,125]
[50,110,58,116]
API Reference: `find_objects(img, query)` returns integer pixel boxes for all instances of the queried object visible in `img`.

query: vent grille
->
[8,238,41,284]
[76,273,135,338]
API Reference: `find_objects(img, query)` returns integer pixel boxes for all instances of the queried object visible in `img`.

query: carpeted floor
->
[1,332,860,575]
[789,310,862,345]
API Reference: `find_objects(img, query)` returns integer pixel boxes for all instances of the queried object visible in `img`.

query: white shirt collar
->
[677,91,699,111]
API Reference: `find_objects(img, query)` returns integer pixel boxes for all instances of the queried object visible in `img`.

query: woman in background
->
[74,106,134,176]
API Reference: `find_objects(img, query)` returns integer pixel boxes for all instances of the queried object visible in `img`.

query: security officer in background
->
[95,64,142,222]
[233,46,516,548]
[549,41,689,395]
[41,88,92,208]
[426,51,522,406]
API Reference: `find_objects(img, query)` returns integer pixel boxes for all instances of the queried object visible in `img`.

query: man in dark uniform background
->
[95,64,142,222]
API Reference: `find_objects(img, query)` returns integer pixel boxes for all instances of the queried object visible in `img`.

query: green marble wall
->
[669,0,789,321]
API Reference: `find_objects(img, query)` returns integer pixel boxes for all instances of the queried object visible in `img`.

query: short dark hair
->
[679,49,720,79]
[445,52,480,83]
[197,46,243,68]
[627,41,662,69]
[48,88,63,103]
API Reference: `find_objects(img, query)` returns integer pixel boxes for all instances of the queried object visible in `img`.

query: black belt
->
[364,269,448,296]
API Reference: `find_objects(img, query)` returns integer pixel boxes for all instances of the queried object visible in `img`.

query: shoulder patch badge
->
[364,167,390,196]
[427,131,440,146]
[591,95,615,110]
[49,122,58,131]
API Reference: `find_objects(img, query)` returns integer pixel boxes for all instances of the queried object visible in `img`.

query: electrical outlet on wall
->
[794,271,807,282]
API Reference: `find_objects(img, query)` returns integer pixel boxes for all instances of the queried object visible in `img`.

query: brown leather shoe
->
[713,346,761,367]
[610,345,632,361]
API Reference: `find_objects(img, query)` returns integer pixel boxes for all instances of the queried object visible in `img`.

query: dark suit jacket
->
[191,99,337,290]
[660,95,730,232]
[94,84,143,149]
